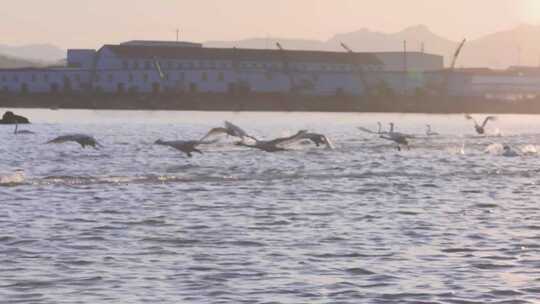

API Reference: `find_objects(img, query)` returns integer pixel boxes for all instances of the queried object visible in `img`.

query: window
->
[167,62,173,70]
[122,60,128,69]
[201,72,208,81]
[177,62,183,69]
[177,72,185,80]
[108,74,114,82]
[42,74,48,82]
[95,74,100,82]
[31,74,36,82]
[265,72,273,81]
[217,72,224,82]
[74,74,80,82]
[1,75,6,82]
[13,75,19,82]
[143,73,148,82]
[133,61,139,69]
[128,73,134,82]
[144,61,151,70]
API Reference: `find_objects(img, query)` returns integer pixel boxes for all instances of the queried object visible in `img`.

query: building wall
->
[1,43,446,96]
[375,52,444,72]
[67,50,96,69]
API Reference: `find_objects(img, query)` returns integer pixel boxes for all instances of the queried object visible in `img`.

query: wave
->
[0,170,25,186]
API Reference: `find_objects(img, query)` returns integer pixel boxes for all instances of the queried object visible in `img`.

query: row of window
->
[0,74,83,83]
[119,60,379,72]
[0,70,348,84]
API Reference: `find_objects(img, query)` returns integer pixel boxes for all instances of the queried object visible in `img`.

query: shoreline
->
[1,93,539,114]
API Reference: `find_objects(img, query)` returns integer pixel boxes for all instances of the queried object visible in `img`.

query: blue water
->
[2,109,540,303]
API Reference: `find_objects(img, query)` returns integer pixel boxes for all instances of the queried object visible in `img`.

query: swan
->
[502,145,520,157]
[154,132,218,157]
[300,132,334,149]
[388,122,414,138]
[425,124,439,136]
[465,114,496,135]
[235,130,308,152]
[155,140,206,157]
[380,132,409,150]
[379,123,412,150]
[14,121,35,135]
[200,121,257,141]
[47,134,102,149]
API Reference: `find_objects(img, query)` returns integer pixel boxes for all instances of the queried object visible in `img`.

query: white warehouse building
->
[0,40,444,96]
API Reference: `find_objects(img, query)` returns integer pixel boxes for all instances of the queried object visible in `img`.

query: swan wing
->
[465,114,479,126]
[225,121,252,138]
[199,127,227,142]
[47,134,76,144]
[482,116,497,128]
[358,127,377,134]
[269,130,308,147]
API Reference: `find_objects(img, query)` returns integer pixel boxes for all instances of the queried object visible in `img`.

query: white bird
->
[235,130,308,152]
[14,122,35,135]
[200,121,257,142]
[380,123,412,150]
[47,134,102,149]
[465,114,496,135]
[388,122,414,138]
[380,132,410,151]
[425,124,439,136]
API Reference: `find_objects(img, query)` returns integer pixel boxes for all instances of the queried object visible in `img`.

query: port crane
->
[450,38,466,70]
[441,38,466,95]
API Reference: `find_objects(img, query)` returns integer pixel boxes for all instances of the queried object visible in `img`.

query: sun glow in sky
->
[521,0,540,23]
[0,0,538,48]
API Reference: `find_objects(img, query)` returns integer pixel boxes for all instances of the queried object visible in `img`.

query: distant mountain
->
[461,24,540,69]
[205,37,326,51]
[0,54,43,69]
[205,24,540,69]
[0,43,65,63]
[205,25,456,62]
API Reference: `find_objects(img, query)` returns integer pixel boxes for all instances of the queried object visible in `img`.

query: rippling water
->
[2,109,540,303]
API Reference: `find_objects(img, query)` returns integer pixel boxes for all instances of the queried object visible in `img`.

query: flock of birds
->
[10,114,519,157]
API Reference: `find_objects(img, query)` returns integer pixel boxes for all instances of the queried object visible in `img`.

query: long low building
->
[0,40,444,96]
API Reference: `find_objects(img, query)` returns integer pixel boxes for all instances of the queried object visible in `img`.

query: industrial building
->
[0,40,444,96]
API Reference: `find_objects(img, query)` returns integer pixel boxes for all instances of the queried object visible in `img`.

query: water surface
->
[1,109,540,303]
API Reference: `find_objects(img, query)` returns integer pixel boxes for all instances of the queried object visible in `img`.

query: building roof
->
[120,40,203,48]
[103,45,382,65]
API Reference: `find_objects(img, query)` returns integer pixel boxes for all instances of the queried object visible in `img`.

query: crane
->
[440,38,466,96]
[450,39,466,70]
[340,42,353,53]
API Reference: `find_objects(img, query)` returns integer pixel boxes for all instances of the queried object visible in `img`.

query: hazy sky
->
[1,0,539,48]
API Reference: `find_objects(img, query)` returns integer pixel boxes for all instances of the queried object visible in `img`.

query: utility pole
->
[403,40,408,95]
